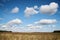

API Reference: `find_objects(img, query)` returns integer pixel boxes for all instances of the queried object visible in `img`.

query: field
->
[0,32,60,40]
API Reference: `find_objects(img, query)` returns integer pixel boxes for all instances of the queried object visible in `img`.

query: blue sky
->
[0,0,60,32]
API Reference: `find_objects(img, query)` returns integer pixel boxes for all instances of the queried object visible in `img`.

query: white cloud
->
[29,26,42,29]
[49,2,58,9]
[27,24,43,29]
[35,19,57,25]
[1,18,22,28]
[24,7,39,17]
[2,25,8,28]
[26,23,56,32]
[34,5,38,9]
[52,25,56,27]
[26,19,57,30]
[27,24,33,27]
[7,18,22,25]
[39,2,58,15]
[0,18,22,31]
[11,7,19,13]
[0,19,57,32]
[24,2,59,17]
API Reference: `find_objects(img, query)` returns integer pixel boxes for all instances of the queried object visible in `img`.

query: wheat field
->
[0,32,60,40]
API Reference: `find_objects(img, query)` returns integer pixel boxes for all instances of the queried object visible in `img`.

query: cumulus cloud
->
[1,25,8,28]
[11,7,19,13]
[24,2,59,17]
[26,20,56,32]
[27,23,43,29]
[39,2,58,15]
[7,18,22,25]
[1,18,22,28]
[27,24,33,27]
[24,7,39,17]
[34,5,38,9]
[29,26,42,29]
[0,18,22,31]
[0,19,57,32]
[26,19,57,30]
[35,19,57,25]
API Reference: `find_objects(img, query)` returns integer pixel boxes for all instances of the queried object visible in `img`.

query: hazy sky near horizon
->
[0,0,60,32]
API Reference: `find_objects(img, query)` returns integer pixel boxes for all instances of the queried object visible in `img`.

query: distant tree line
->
[0,30,12,32]
[0,30,60,33]
[53,30,60,33]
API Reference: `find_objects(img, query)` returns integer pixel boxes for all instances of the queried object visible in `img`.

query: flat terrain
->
[0,32,60,40]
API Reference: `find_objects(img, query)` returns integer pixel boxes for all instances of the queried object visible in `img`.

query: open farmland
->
[0,32,60,40]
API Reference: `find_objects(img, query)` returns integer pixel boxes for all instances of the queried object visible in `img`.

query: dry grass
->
[0,32,60,40]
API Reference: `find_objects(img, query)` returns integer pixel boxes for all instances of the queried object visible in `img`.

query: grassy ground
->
[0,32,60,40]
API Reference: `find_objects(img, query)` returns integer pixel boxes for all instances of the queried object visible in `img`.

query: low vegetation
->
[0,32,60,40]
